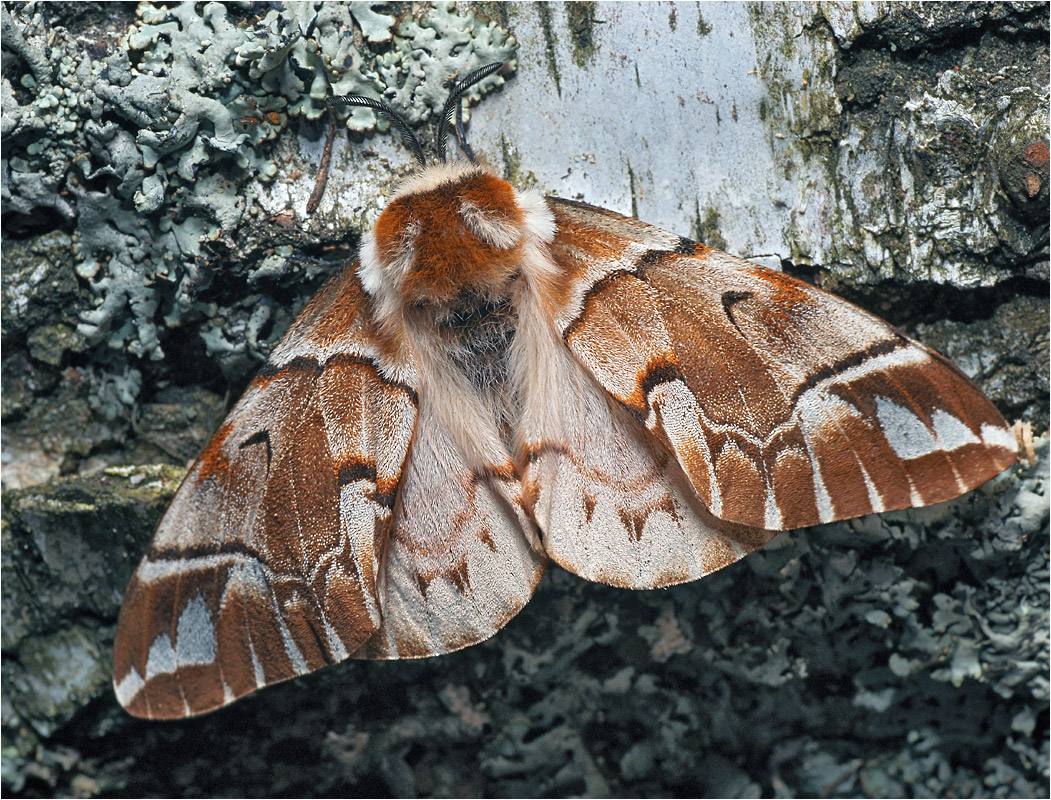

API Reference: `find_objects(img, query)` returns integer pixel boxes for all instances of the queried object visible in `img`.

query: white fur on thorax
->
[355,161,560,472]
[358,163,556,316]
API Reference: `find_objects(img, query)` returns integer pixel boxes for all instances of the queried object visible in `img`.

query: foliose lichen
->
[2,1,517,362]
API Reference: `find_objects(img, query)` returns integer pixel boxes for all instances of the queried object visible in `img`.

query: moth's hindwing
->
[352,396,547,659]
[518,277,777,590]
[546,198,1017,533]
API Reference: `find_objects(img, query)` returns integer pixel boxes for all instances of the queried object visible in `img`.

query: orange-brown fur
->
[374,171,525,305]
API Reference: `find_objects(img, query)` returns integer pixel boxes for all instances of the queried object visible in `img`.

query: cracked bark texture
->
[2,2,1048,797]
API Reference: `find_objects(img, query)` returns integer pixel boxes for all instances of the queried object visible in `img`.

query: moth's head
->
[359,162,552,309]
[338,64,555,319]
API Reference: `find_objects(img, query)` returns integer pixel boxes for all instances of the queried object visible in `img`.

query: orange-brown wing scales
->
[113,268,419,719]
[524,340,776,589]
[647,249,1016,527]
[352,404,546,659]
[546,198,1017,531]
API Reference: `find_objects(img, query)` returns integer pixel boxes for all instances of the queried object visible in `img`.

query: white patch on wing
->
[787,389,842,524]
[764,487,782,530]
[138,552,243,584]
[874,396,938,460]
[339,481,381,625]
[250,641,266,689]
[324,620,349,661]
[175,595,216,667]
[114,667,145,707]
[931,409,980,450]
[980,423,1018,452]
[859,461,885,513]
[145,634,177,679]
[275,597,309,675]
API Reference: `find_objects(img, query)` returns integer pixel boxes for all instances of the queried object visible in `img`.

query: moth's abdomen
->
[437,293,518,394]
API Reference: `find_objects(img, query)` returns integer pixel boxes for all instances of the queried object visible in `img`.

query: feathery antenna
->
[330,95,428,169]
[436,62,504,163]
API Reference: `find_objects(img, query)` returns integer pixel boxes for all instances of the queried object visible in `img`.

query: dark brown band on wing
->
[257,353,419,407]
[640,356,686,400]
[146,537,269,566]
[337,459,377,486]
[562,267,644,341]
[612,356,688,424]
[258,355,324,380]
[471,461,519,483]
[634,242,701,274]
[521,441,573,463]
[336,459,396,509]
[674,237,701,255]
[562,246,684,341]
[788,336,910,406]
[720,290,755,339]
[239,430,273,474]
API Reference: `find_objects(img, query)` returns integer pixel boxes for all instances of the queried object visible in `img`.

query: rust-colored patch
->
[413,555,472,598]
[322,564,379,651]
[582,492,597,524]
[446,556,471,596]
[713,438,766,528]
[375,172,526,304]
[768,442,821,530]
[745,263,818,321]
[698,535,741,575]
[413,570,432,598]
[472,460,519,483]
[617,507,645,542]
[476,525,498,552]
[290,268,369,348]
[194,421,234,485]
[1023,140,1049,169]
[549,207,628,263]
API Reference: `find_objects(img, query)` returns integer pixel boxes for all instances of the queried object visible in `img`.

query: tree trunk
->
[2,2,1047,796]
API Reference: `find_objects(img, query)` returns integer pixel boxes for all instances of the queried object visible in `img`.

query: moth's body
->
[114,161,1018,719]
[358,164,544,455]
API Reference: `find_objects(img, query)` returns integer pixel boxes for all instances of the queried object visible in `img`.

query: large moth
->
[113,66,1018,719]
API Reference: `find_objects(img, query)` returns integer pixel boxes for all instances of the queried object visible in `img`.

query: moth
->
[113,65,1018,719]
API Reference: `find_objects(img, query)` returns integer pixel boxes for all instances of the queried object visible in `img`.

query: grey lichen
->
[2,1,517,362]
